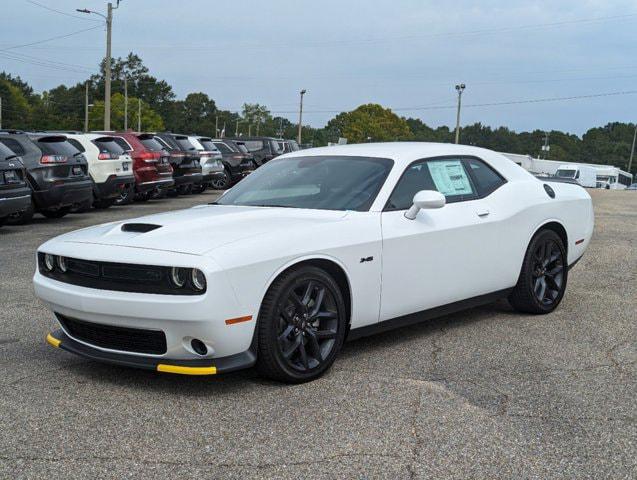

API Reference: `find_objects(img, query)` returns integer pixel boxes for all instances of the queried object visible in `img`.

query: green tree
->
[0,76,34,130]
[325,104,412,144]
[168,92,218,134]
[88,93,164,131]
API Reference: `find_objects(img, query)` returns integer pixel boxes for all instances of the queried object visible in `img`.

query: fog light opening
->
[191,338,208,356]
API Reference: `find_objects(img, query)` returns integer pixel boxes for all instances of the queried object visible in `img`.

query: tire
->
[166,188,178,198]
[210,168,231,190]
[509,229,568,314]
[93,198,115,209]
[192,183,207,194]
[114,185,134,206]
[7,200,34,225]
[41,206,71,219]
[256,266,347,383]
[177,184,192,195]
[135,191,151,202]
[73,199,92,213]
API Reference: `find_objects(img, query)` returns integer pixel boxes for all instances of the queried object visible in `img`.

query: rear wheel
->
[256,266,347,383]
[7,200,34,225]
[41,206,71,219]
[192,183,207,194]
[211,168,231,190]
[177,184,192,195]
[114,185,134,205]
[93,198,115,209]
[509,229,568,314]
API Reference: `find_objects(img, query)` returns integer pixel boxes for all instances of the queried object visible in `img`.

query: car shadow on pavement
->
[58,300,516,394]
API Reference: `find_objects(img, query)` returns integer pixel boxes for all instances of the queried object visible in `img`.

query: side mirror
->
[404,190,445,220]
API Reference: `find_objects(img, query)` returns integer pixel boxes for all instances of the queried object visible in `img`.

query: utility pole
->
[215,115,219,137]
[454,84,465,144]
[0,97,3,130]
[248,124,252,136]
[541,132,550,159]
[137,98,141,131]
[84,82,89,132]
[298,89,306,145]
[123,76,128,130]
[235,118,239,137]
[77,1,120,131]
[628,124,637,174]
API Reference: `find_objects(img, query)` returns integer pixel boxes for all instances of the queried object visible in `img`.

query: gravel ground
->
[0,189,635,479]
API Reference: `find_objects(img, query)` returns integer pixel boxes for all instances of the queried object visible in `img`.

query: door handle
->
[476,209,490,217]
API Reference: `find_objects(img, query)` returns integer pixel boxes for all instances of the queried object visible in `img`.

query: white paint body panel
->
[34,143,594,363]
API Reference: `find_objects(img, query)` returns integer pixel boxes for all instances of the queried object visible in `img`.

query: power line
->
[0,25,103,52]
[24,0,102,22]
[269,90,637,114]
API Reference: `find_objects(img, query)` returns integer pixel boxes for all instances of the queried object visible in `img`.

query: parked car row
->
[0,129,299,227]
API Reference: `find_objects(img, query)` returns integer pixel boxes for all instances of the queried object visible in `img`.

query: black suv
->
[153,133,203,194]
[200,138,255,190]
[230,136,282,166]
[0,131,92,221]
[0,141,31,226]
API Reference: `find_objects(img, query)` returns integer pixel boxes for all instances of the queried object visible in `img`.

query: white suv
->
[64,133,135,208]
[188,136,225,193]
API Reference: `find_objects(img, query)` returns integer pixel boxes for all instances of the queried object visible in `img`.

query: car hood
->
[52,205,349,256]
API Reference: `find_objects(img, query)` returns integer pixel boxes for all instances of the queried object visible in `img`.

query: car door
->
[379,156,508,321]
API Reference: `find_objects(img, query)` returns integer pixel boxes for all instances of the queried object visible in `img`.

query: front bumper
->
[46,329,256,375]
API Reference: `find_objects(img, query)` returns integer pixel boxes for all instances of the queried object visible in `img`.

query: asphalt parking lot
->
[1,189,635,479]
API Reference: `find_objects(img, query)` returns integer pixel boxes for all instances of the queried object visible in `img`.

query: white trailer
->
[555,164,597,188]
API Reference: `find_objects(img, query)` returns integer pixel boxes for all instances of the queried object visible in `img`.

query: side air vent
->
[121,223,162,233]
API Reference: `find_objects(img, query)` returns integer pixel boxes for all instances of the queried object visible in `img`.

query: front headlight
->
[57,256,68,273]
[170,267,187,288]
[191,268,206,291]
[44,253,56,271]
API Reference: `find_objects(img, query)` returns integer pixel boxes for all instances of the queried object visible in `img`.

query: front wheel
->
[256,266,347,383]
[509,229,568,314]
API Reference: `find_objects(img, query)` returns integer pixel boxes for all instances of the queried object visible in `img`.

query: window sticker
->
[427,160,473,196]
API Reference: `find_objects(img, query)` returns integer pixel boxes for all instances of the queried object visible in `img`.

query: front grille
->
[57,314,167,355]
[37,253,205,295]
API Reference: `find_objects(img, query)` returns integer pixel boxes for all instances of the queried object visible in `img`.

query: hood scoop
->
[120,223,162,233]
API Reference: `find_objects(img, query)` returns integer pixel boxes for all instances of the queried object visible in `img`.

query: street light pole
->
[77,1,120,131]
[137,98,141,131]
[123,76,128,130]
[298,89,306,145]
[84,82,89,132]
[628,124,637,174]
[454,84,465,144]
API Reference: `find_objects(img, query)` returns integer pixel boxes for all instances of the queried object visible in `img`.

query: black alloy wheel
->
[531,238,565,306]
[210,169,231,190]
[256,266,347,383]
[509,229,568,314]
[115,185,134,205]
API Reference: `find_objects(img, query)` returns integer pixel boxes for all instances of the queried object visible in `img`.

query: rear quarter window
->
[138,137,166,152]
[112,137,133,152]
[67,139,86,153]
[0,138,26,156]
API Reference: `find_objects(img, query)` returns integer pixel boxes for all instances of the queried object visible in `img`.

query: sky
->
[1,0,636,135]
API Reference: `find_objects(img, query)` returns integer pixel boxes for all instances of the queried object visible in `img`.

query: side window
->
[67,139,85,153]
[464,158,506,197]
[244,140,263,152]
[386,158,477,210]
[0,138,26,155]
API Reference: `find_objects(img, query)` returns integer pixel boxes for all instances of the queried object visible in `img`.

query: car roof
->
[281,142,531,181]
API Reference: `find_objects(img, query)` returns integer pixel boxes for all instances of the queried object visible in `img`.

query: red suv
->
[109,132,174,202]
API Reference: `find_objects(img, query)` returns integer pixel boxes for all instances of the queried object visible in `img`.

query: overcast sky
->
[2,0,636,134]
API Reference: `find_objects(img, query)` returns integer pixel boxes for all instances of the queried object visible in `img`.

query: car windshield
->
[216,155,393,211]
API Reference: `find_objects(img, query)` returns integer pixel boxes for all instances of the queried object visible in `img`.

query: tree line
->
[1,53,634,173]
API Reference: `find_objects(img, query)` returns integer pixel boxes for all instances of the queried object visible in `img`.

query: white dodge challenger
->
[35,143,594,383]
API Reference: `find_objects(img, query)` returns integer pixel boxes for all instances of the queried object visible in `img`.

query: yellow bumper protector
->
[156,364,217,375]
[46,333,61,348]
